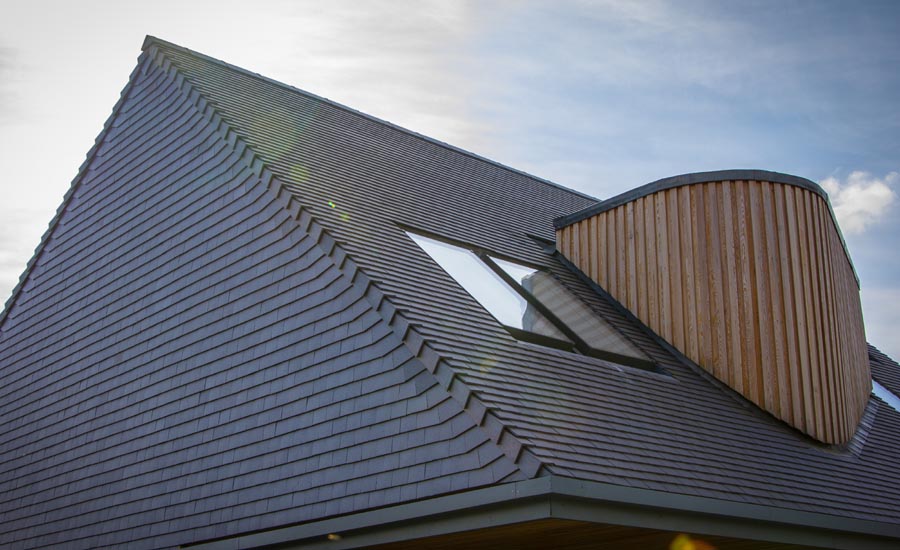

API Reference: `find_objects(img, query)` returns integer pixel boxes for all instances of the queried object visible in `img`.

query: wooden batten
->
[557,172,871,445]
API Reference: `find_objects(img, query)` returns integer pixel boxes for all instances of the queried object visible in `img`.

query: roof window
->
[408,232,654,370]
[873,380,900,413]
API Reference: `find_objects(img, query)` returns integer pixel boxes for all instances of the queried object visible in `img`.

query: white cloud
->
[0,45,22,124]
[820,171,897,235]
[270,0,487,150]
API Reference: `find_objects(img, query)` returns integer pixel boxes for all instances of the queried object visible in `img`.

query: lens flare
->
[670,533,715,550]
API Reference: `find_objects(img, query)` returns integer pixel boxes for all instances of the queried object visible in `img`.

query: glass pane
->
[408,233,569,341]
[491,257,649,360]
[873,380,900,413]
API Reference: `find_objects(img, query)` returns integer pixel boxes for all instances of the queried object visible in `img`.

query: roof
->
[554,169,831,227]
[0,36,899,549]
[554,168,860,285]
[871,344,900,402]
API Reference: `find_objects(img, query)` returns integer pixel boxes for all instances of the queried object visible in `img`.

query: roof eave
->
[184,476,900,550]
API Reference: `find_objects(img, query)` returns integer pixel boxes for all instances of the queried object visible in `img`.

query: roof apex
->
[141,36,598,204]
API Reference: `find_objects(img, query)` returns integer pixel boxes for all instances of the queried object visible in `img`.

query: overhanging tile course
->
[0,45,520,549]
[148,34,900,526]
[0,36,898,549]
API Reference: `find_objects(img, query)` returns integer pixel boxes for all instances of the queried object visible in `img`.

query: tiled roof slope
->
[143,38,900,527]
[0,49,520,549]
[870,344,900,398]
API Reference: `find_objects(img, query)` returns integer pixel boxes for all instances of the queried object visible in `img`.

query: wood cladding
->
[558,178,870,445]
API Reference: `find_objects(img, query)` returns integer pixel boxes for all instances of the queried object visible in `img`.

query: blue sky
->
[1,0,898,358]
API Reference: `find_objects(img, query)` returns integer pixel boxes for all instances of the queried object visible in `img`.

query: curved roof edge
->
[554,169,827,229]
[554,168,858,286]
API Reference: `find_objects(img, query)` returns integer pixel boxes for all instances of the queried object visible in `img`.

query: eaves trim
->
[183,475,900,550]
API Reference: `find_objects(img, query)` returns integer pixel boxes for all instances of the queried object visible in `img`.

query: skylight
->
[409,234,570,343]
[873,380,900,413]
[408,232,654,369]
[490,256,648,360]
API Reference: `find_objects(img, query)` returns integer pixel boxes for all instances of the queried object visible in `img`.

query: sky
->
[1,0,898,359]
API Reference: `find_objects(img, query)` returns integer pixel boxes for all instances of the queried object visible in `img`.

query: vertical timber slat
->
[556,176,870,445]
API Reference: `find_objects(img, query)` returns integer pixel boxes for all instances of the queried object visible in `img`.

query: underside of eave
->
[138,40,549,482]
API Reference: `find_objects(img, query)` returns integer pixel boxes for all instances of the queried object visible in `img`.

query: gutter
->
[183,476,900,550]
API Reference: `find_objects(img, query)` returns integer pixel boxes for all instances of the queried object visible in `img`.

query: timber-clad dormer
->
[555,170,870,445]
[0,37,898,550]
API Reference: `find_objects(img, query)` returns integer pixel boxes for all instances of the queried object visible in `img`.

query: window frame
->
[407,229,659,372]
[478,253,657,371]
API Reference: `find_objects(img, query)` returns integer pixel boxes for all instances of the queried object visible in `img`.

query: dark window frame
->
[477,252,658,371]
[405,227,660,373]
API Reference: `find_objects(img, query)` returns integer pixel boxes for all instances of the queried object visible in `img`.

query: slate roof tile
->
[2,37,900,549]
[0,46,523,549]
[871,343,900,397]
[146,39,900,527]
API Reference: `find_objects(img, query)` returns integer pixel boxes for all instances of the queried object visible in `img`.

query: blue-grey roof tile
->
[2,36,900,549]
[0,45,522,549]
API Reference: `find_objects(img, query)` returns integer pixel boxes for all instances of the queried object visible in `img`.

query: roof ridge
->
[141,35,598,203]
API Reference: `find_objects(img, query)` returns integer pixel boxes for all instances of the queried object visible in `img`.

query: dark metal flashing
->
[553,167,860,288]
[183,476,900,550]
[553,169,827,229]
[140,35,598,203]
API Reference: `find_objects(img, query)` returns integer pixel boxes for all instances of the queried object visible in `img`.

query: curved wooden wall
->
[557,177,870,445]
